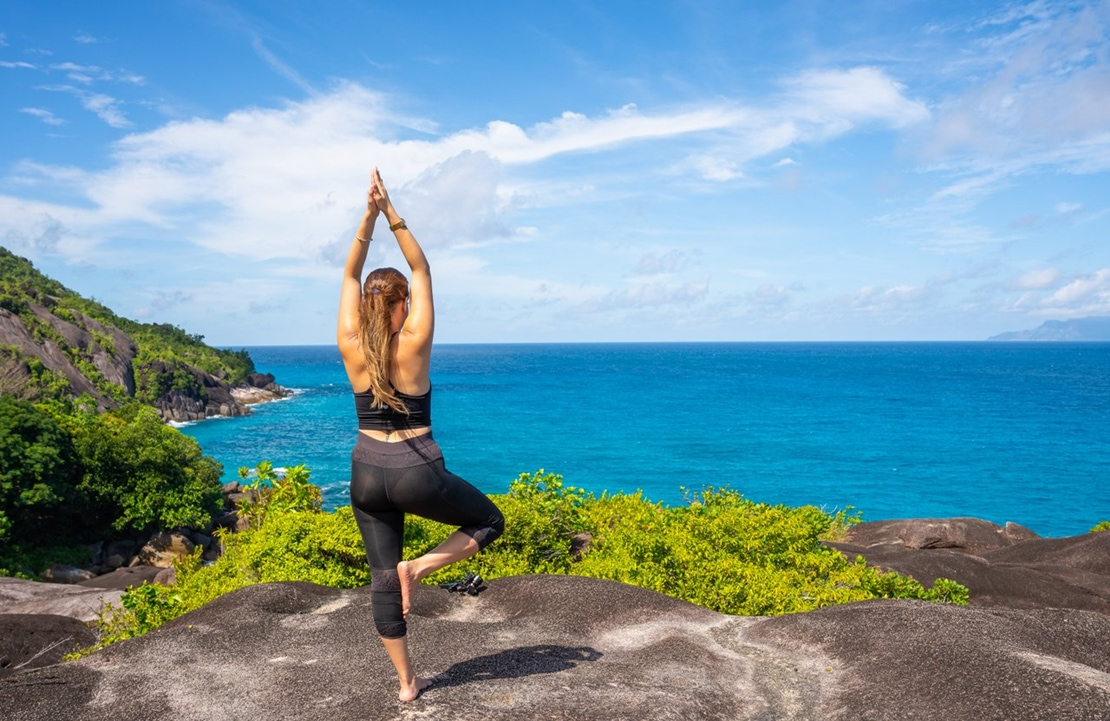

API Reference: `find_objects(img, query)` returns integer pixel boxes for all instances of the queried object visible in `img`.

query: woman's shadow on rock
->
[433,645,602,689]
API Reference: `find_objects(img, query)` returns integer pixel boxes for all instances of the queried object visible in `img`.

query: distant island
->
[988,316,1110,341]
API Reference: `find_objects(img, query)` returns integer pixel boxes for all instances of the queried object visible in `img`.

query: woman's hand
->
[370,167,396,218]
[365,183,380,218]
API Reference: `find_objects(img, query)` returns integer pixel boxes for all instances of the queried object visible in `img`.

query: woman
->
[337,168,505,702]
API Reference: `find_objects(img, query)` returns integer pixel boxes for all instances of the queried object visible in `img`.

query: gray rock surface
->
[2,575,1108,721]
[0,614,96,678]
[0,577,123,623]
[827,521,1110,615]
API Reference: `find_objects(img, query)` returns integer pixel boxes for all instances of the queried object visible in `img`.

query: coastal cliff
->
[0,247,288,420]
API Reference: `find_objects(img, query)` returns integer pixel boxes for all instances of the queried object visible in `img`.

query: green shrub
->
[67,403,223,536]
[411,469,592,580]
[0,395,78,547]
[81,465,970,654]
[1091,520,1110,533]
[236,462,322,529]
[83,467,364,654]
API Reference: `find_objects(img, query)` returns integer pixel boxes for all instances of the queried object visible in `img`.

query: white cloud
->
[746,284,793,309]
[634,249,695,275]
[81,92,130,128]
[687,154,743,181]
[52,62,100,73]
[923,1,1110,176]
[74,32,97,44]
[40,84,130,127]
[1,60,36,69]
[20,107,64,126]
[783,66,930,131]
[0,66,928,267]
[46,62,145,86]
[0,65,944,339]
[251,37,315,96]
[579,279,710,313]
[1013,268,1060,290]
[852,284,931,311]
[1043,267,1110,307]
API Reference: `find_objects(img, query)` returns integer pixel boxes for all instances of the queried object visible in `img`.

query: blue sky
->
[2,1,1108,344]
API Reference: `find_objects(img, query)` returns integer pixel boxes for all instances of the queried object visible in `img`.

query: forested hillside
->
[0,246,276,421]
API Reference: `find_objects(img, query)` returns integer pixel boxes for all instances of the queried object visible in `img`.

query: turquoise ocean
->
[179,343,1110,538]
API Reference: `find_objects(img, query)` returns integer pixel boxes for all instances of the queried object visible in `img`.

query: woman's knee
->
[461,505,504,551]
[370,567,406,638]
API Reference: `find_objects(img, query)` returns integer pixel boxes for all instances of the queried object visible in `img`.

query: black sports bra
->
[354,385,432,431]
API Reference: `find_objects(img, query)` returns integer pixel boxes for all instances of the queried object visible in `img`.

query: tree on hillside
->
[0,395,78,545]
[69,403,224,536]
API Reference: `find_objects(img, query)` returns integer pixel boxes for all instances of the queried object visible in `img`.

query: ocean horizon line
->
[219,339,1110,350]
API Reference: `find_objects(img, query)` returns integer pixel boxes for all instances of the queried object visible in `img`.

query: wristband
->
[389,219,407,232]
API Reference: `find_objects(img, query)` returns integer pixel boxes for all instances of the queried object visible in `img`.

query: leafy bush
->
[84,465,365,653]
[82,466,969,654]
[0,395,78,546]
[1091,520,1110,533]
[67,403,223,536]
[408,469,592,580]
[236,462,322,528]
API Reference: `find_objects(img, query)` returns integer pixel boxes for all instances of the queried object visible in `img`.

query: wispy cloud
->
[1,60,36,69]
[1041,267,1110,312]
[0,64,926,266]
[46,62,144,85]
[39,84,130,128]
[20,107,64,126]
[74,32,97,44]
[1012,268,1060,290]
[251,37,315,96]
[922,1,1110,191]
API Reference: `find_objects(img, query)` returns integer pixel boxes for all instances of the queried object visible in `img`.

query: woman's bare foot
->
[397,561,417,620]
[398,676,433,702]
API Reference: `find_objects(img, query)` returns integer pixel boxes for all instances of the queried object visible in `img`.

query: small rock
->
[153,567,177,587]
[39,565,97,585]
[136,532,195,568]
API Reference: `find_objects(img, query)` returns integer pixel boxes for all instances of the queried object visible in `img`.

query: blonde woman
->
[337,168,504,702]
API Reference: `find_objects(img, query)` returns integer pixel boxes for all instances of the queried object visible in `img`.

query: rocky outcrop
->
[128,362,291,422]
[0,305,137,411]
[826,519,1110,615]
[0,264,289,420]
[0,577,125,624]
[0,613,96,678]
[231,372,292,405]
[2,575,1109,720]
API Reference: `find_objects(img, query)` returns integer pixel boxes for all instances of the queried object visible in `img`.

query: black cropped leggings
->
[350,433,504,639]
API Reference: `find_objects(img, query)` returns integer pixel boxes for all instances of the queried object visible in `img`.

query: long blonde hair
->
[358,267,410,413]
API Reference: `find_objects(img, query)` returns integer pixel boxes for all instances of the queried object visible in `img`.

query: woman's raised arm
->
[337,184,379,358]
[370,168,433,351]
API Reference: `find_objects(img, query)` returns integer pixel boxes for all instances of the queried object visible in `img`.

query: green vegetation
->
[0,247,254,406]
[0,397,224,577]
[0,395,78,549]
[80,468,969,655]
[1092,521,1110,533]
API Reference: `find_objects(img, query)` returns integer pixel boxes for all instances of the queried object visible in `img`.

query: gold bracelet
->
[355,235,370,243]
[389,219,407,232]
